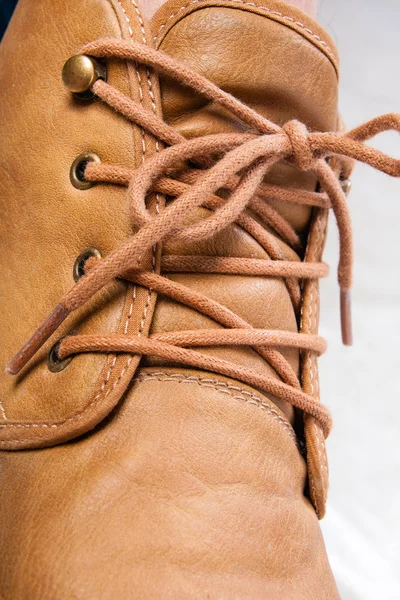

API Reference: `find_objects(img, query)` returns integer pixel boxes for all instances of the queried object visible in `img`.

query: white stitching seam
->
[0,369,295,441]
[135,371,297,442]
[0,371,296,446]
[0,400,6,421]
[90,0,160,409]
[130,0,161,171]
[153,0,337,65]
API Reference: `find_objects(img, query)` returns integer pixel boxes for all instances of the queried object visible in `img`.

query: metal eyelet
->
[70,152,101,190]
[73,247,102,282]
[47,339,72,373]
[340,178,352,196]
[62,55,107,100]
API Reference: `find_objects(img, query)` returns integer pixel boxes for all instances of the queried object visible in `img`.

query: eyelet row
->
[50,56,107,372]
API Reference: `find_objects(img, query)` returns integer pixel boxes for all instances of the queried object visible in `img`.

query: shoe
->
[1,0,398,598]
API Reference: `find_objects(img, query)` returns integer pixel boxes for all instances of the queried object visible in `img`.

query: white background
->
[317,1,400,598]
[2,1,398,597]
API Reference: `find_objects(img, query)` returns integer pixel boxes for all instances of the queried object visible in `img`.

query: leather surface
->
[0,0,340,596]
[0,368,339,599]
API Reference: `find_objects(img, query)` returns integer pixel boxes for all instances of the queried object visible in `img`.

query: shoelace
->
[7,38,400,438]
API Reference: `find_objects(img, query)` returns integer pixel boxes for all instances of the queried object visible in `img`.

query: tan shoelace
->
[7,39,400,438]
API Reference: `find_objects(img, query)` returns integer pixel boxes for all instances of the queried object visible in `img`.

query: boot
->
[1,0,398,598]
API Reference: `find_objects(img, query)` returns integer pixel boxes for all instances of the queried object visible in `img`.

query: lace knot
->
[282,120,316,171]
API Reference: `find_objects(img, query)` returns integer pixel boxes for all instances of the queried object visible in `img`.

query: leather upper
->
[0,0,341,597]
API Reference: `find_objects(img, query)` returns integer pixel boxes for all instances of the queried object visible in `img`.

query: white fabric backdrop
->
[317,1,400,598]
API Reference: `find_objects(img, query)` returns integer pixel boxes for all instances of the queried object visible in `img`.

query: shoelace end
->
[6,304,70,375]
[340,289,353,346]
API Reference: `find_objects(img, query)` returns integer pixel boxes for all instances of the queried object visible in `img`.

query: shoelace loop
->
[282,120,316,171]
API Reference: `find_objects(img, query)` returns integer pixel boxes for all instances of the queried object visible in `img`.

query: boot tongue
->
[151,0,339,231]
[148,1,339,421]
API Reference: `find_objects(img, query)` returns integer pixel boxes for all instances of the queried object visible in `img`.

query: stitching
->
[117,0,147,161]
[153,0,336,64]
[129,0,161,163]
[314,424,328,473]
[310,215,328,474]
[0,371,297,448]
[131,0,147,44]
[0,399,6,421]
[93,0,158,407]
[135,371,297,442]
[0,371,296,444]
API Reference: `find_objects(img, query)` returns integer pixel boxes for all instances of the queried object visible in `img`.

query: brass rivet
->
[73,248,102,282]
[70,152,101,190]
[47,339,73,373]
[340,178,352,196]
[62,55,106,99]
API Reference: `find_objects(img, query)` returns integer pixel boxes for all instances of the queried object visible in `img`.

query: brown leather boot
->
[1,0,399,598]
